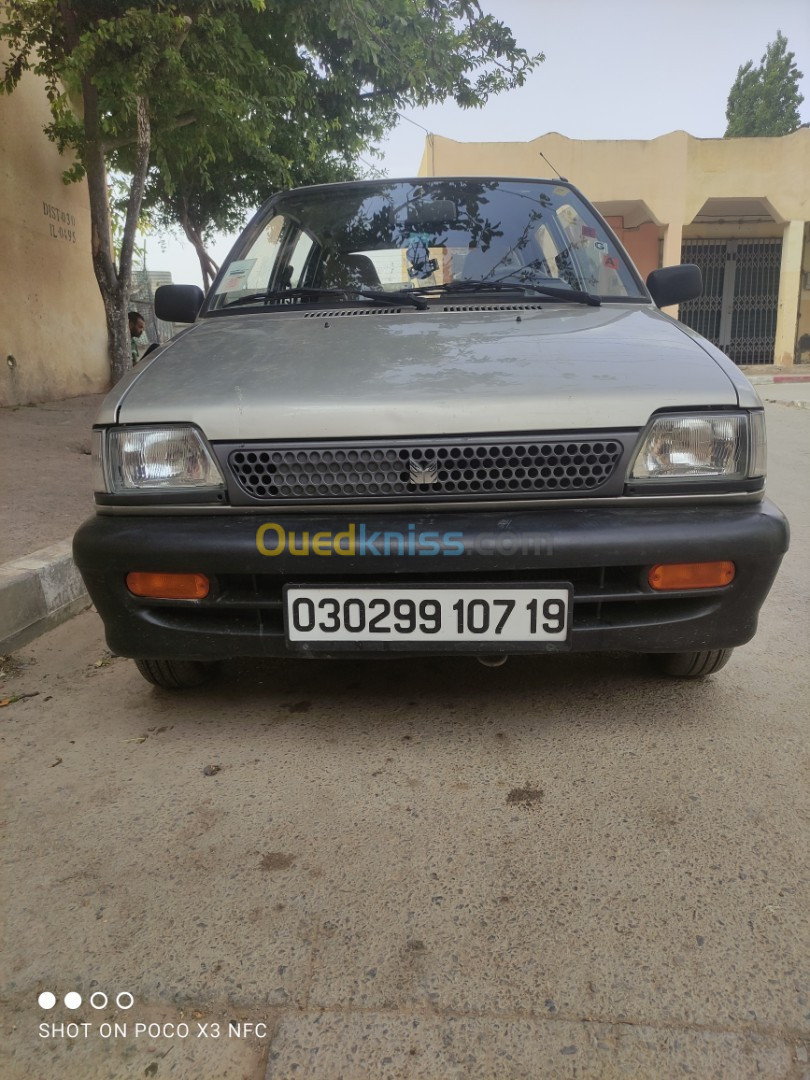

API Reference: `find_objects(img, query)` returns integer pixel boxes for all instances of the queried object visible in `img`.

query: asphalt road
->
[1,390,808,1079]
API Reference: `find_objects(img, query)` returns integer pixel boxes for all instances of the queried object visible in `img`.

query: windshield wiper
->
[421,277,601,307]
[221,286,427,311]
[354,288,428,310]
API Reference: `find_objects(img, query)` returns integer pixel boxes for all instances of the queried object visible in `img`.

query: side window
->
[212,217,317,303]
[215,216,286,298]
[285,232,315,288]
[247,216,286,290]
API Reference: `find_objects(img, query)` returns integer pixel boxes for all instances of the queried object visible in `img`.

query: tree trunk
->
[104,296,132,380]
[84,148,132,381]
[54,4,193,384]
[71,25,152,382]
[179,202,219,291]
[58,2,126,382]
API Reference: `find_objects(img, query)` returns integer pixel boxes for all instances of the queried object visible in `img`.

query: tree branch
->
[179,199,219,290]
[103,112,197,152]
[117,95,151,292]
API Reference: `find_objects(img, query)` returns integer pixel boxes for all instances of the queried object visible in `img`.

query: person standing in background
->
[128,310,145,364]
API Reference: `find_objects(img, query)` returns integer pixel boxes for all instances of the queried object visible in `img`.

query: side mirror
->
[646,264,702,308]
[155,284,204,323]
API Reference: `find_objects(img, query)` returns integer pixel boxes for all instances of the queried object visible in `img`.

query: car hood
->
[111,304,739,439]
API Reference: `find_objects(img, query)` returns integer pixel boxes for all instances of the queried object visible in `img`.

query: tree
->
[1,2,542,378]
[142,1,545,288]
[139,45,362,289]
[724,30,804,137]
[1,2,295,380]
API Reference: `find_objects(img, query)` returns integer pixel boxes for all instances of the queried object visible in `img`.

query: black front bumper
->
[73,501,789,660]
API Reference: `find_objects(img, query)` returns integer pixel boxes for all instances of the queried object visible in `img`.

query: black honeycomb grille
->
[225,436,624,504]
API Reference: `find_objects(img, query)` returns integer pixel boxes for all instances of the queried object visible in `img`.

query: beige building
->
[419,129,810,367]
[0,50,109,407]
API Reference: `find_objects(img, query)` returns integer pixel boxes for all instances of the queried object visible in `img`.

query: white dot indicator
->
[38,992,56,1010]
[116,992,134,1010]
[90,991,108,1009]
[64,992,82,1009]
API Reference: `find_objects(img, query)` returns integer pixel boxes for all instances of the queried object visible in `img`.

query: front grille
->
[223,435,626,505]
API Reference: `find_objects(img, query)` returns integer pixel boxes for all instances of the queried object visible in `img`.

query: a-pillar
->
[774,220,804,367]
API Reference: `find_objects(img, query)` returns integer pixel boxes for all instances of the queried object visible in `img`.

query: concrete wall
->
[0,52,110,406]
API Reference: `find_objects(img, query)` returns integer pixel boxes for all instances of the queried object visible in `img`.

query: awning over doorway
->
[691,197,783,225]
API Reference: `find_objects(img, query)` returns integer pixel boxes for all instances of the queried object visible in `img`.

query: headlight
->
[98,426,225,494]
[629,411,765,482]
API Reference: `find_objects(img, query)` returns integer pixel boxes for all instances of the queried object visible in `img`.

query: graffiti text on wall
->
[43,202,77,243]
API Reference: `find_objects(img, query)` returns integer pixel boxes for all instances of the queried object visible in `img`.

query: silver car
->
[74,178,789,687]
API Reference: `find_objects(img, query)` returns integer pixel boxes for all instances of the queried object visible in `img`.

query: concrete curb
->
[747,372,810,384]
[0,540,90,655]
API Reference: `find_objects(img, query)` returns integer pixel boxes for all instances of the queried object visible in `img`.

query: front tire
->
[648,649,734,679]
[134,658,218,689]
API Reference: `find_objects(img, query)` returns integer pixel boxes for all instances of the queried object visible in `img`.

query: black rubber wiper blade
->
[426,279,514,293]
[497,277,601,306]
[425,278,601,306]
[352,289,428,311]
[481,259,600,305]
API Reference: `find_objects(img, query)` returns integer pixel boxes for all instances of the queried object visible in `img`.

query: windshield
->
[208,179,646,311]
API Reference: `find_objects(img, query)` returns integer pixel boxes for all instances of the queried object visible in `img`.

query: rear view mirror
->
[403,200,458,227]
[646,264,702,308]
[155,284,205,323]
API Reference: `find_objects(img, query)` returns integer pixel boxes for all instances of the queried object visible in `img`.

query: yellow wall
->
[800,227,810,364]
[0,54,110,406]
[683,131,809,225]
[419,129,809,225]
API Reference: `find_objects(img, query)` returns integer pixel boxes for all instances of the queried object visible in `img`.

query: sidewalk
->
[1,394,103,653]
[1,370,809,654]
[1,394,103,563]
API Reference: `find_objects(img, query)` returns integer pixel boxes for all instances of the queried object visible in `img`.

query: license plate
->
[284,585,571,646]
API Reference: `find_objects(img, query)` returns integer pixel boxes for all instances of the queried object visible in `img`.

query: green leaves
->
[135,0,543,280]
[2,0,542,196]
[1,0,543,337]
[724,30,804,137]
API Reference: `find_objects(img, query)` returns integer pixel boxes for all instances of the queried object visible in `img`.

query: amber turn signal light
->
[126,572,210,600]
[648,561,735,591]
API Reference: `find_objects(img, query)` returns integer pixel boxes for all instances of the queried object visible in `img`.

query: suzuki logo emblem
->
[409,458,439,485]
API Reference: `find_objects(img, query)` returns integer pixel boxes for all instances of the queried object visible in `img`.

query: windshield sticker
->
[581,225,597,238]
[221,259,256,291]
[594,240,608,253]
[603,255,619,270]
